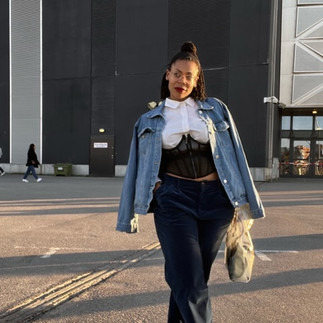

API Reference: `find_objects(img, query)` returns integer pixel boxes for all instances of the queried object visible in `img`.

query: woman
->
[0,147,5,176]
[22,143,42,183]
[116,42,265,322]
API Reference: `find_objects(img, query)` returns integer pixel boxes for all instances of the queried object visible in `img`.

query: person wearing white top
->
[116,41,265,323]
[162,97,209,149]
[154,42,225,323]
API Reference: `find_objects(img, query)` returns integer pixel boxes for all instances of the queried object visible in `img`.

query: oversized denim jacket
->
[116,97,265,233]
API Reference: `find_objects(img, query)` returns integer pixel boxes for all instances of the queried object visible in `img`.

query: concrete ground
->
[0,174,322,322]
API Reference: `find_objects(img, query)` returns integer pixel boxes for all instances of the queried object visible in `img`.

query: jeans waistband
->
[162,173,222,189]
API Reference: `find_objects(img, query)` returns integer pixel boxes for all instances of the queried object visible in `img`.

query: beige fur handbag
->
[224,206,255,283]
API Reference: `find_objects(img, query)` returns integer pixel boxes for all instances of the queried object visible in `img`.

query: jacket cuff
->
[116,214,139,233]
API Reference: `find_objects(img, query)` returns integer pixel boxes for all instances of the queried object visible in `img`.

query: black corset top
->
[160,134,217,179]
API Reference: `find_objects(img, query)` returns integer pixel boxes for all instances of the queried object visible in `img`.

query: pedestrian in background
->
[22,143,42,183]
[116,41,265,322]
[0,147,5,176]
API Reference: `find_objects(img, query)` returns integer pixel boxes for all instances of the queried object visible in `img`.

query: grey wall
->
[1,0,280,172]
[115,0,277,167]
[228,0,272,167]
[42,0,92,164]
[115,0,168,164]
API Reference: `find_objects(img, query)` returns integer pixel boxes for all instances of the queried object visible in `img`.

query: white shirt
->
[162,97,209,149]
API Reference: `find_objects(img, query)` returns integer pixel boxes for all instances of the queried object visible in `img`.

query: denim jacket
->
[116,97,265,233]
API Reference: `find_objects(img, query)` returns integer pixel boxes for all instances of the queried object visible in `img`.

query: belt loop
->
[176,176,180,189]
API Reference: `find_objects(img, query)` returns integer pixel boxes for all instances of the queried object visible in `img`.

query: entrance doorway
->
[280,112,323,178]
[89,135,115,176]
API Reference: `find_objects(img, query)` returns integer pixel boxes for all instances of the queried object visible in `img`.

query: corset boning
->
[160,134,217,179]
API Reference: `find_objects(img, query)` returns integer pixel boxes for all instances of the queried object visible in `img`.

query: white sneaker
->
[22,179,29,183]
[37,178,42,182]
[0,172,5,176]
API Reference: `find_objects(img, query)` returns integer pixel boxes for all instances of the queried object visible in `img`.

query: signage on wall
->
[93,142,108,148]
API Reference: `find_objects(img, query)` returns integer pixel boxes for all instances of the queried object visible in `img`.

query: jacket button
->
[199,110,202,114]
[235,201,239,206]
[215,155,219,159]
[223,179,227,184]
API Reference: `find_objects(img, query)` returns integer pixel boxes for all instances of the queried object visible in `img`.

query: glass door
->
[292,140,310,176]
[280,139,323,177]
[314,141,323,176]
[280,113,323,178]
[280,138,291,176]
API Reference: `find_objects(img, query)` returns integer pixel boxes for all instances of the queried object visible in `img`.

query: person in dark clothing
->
[22,143,42,183]
[0,147,5,176]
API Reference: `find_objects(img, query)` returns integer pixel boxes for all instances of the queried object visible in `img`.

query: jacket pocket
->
[213,120,230,132]
[137,127,155,156]
[137,127,155,138]
[214,120,235,152]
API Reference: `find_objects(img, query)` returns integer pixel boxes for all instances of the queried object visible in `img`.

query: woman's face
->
[166,60,199,101]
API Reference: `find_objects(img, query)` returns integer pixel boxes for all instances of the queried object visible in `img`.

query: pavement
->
[0,174,322,323]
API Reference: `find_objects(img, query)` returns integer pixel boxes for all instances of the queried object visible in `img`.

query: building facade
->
[2,0,308,181]
[280,0,323,178]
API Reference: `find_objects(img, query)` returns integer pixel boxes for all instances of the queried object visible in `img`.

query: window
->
[280,138,290,175]
[292,116,312,130]
[280,111,323,177]
[315,117,323,130]
[281,116,291,130]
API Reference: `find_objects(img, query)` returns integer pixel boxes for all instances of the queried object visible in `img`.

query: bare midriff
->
[166,171,219,182]
[153,171,219,193]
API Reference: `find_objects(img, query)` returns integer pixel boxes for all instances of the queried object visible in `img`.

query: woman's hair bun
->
[180,41,197,56]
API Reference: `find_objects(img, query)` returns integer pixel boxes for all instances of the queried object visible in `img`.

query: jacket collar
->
[165,97,196,109]
[147,98,214,118]
[197,100,214,110]
[147,101,166,118]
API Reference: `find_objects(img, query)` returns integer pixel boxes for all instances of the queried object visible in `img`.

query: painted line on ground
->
[40,248,60,259]
[219,249,299,262]
[255,251,272,261]
[0,241,161,323]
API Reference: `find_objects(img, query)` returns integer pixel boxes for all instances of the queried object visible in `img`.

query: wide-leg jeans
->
[154,174,234,323]
[23,165,38,179]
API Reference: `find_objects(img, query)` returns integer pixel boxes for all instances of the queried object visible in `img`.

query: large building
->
[0,0,322,180]
[280,0,323,178]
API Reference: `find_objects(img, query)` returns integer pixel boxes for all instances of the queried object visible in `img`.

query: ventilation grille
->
[11,0,41,163]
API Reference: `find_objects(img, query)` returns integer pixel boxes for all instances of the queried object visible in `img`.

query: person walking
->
[0,147,5,176]
[116,41,265,322]
[22,143,42,183]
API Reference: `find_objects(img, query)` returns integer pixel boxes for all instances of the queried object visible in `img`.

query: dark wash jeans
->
[23,165,39,179]
[154,174,234,323]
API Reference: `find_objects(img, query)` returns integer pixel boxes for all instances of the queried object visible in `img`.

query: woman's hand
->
[153,181,162,193]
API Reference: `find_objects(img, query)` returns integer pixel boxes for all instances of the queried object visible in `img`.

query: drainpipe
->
[266,0,279,177]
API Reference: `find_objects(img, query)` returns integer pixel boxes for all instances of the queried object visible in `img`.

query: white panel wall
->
[280,0,323,108]
[10,0,42,163]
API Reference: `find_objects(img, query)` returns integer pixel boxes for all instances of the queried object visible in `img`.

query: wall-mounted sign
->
[94,142,108,148]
